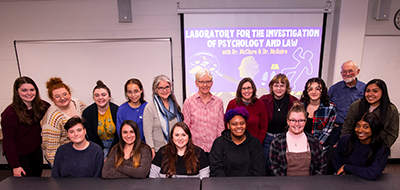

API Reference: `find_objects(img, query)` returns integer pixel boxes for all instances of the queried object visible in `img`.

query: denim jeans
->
[262,133,275,175]
[102,138,114,158]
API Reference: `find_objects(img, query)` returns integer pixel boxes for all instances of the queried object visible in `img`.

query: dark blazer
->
[82,102,119,156]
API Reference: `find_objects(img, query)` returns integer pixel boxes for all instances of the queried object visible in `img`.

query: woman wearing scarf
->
[143,75,183,158]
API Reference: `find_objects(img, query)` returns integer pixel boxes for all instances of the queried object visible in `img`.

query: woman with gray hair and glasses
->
[143,75,183,158]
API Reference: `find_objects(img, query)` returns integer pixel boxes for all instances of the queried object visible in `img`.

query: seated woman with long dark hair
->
[149,122,209,178]
[102,120,152,179]
[333,112,389,180]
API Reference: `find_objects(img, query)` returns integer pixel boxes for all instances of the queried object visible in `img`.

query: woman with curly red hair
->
[41,77,86,167]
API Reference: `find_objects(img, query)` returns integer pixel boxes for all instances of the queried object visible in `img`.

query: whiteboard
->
[15,38,172,106]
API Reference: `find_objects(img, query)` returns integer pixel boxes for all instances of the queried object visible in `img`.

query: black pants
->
[13,147,43,177]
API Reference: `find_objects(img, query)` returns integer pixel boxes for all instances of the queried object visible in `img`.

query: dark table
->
[0,177,200,190]
[202,173,400,190]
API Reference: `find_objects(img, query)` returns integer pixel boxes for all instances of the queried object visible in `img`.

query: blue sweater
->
[332,134,389,180]
[116,102,147,142]
[52,141,104,178]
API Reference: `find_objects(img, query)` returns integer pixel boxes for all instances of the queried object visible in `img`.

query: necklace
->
[288,132,304,147]
[293,138,301,147]
[274,95,286,112]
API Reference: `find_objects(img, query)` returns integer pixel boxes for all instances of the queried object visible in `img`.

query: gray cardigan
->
[143,100,179,152]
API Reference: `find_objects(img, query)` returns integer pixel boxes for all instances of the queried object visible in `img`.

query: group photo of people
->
[1,60,398,181]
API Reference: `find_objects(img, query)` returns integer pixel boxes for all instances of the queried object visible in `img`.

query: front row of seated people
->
[50,104,388,180]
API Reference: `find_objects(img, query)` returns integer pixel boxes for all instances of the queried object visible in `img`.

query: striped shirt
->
[41,99,86,166]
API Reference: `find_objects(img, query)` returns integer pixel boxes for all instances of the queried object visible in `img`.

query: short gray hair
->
[195,68,212,81]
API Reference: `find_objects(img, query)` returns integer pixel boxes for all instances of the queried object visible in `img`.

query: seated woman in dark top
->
[102,120,152,178]
[51,117,103,178]
[333,112,389,180]
[210,107,266,177]
[150,122,209,178]
[269,104,326,176]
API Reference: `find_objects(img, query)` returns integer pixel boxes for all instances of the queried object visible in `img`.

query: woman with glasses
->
[259,73,298,174]
[300,78,337,150]
[182,69,224,154]
[226,77,268,143]
[41,77,86,167]
[116,78,147,142]
[143,75,183,157]
[269,104,326,176]
[82,80,119,158]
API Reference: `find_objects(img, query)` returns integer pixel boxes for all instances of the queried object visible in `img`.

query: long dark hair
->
[300,77,330,107]
[235,77,257,105]
[161,122,199,178]
[111,120,150,168]
[356,79,391,123]
[342,112,387,166]
[11,76,48,125]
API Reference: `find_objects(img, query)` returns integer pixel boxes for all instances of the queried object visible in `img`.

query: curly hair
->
[45,77,71,100]
[224,106,249,123]
[300,77,330,107]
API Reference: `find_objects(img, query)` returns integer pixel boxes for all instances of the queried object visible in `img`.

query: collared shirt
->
[328,79,365,124]
[182,93,224,152]
[304,102,337,145]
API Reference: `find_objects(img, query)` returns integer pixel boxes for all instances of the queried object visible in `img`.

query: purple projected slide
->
[184,27,322,95]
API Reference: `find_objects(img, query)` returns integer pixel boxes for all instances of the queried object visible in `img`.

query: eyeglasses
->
[242,87,253,91]
[341,69,354,75]
[53,93,68,100]
[126,90,141,95]
[157,86,171,92]
[197,80,212,85]
[273,84,286,89]
[288,119,306,124]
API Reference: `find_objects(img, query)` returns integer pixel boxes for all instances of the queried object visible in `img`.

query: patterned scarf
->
[153,95,182,142]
